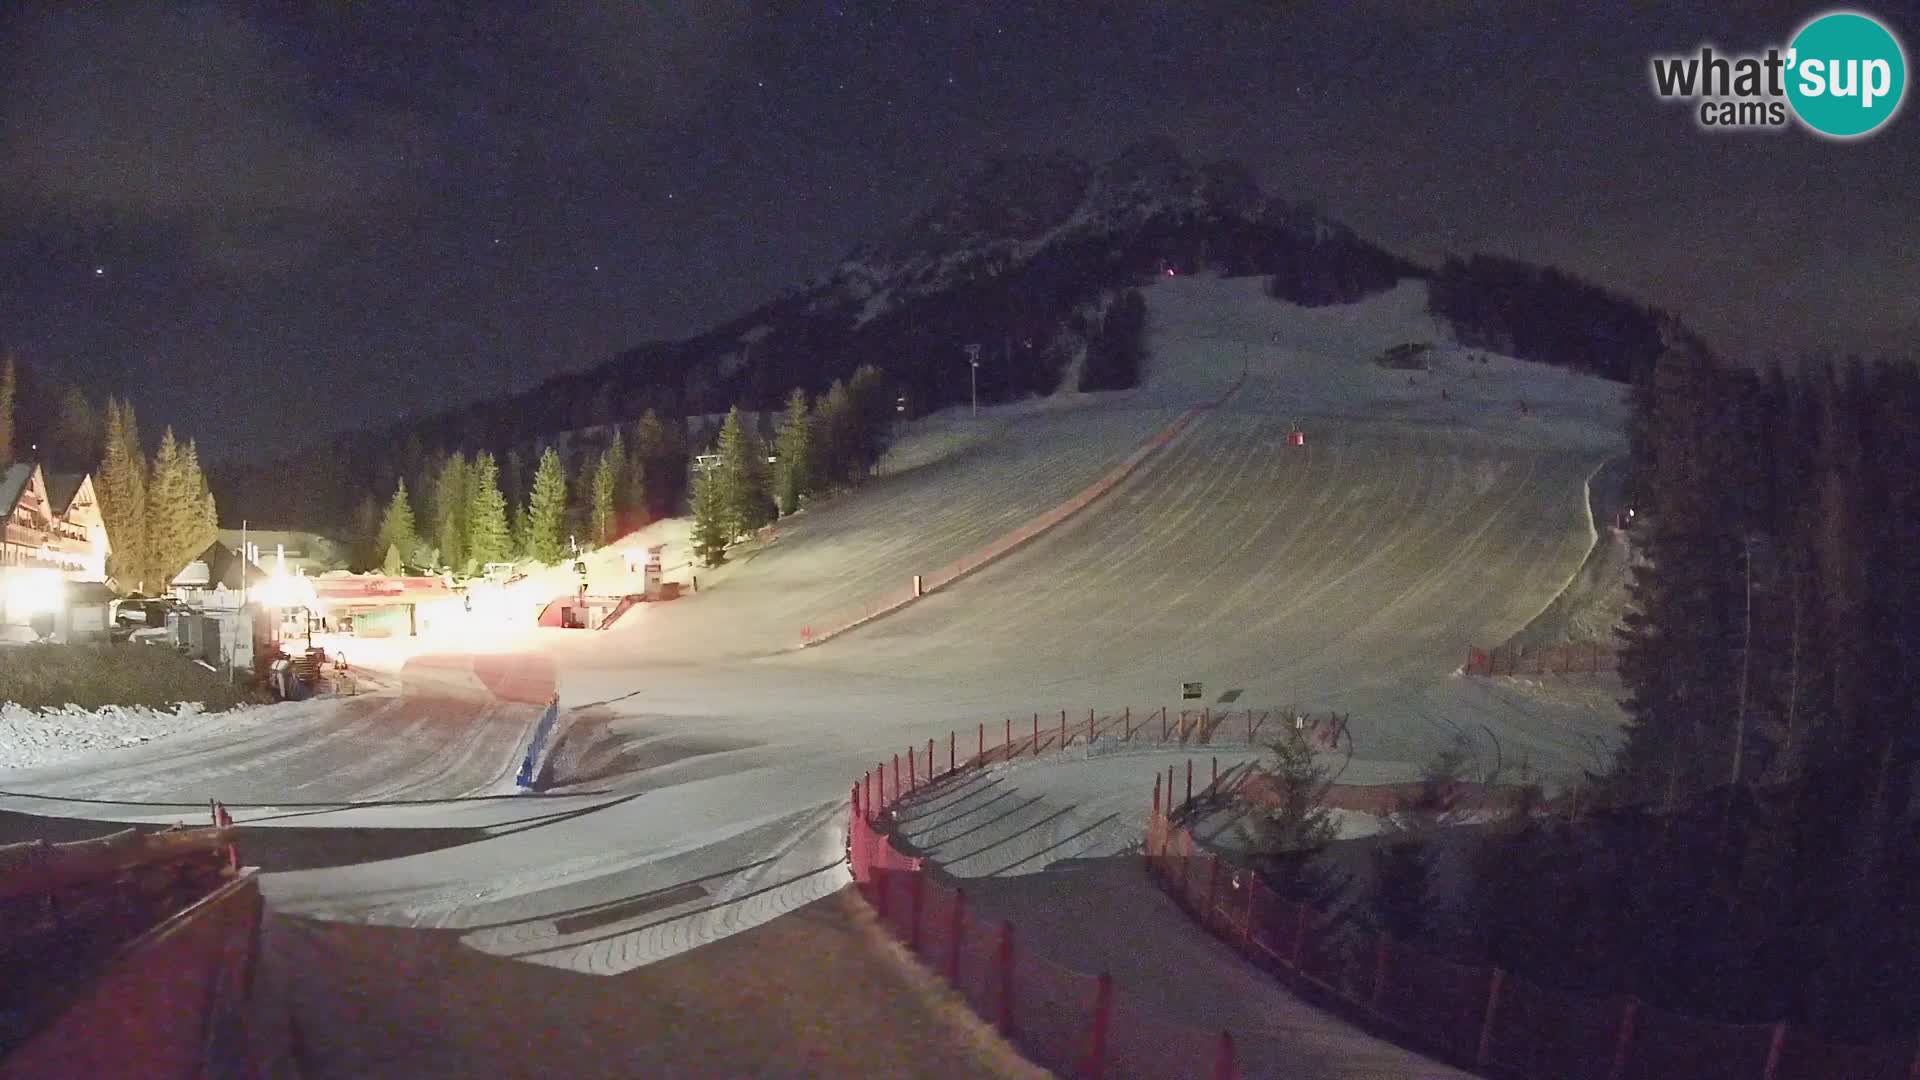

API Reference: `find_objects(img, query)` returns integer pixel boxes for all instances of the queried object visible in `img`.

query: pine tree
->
[816,379,855,486]
[524,447,569,564]
[1237,727,1344,905]
[145,428,192,588]
[97,398,148,590]
[846,365,894,474]
[434,453,470,573]
[350,493,380,571]
[604,429,630,528]
[772,388,815,515]
[590,450,618,546]
[632,411,678,517]
[466,452,511,568]
[180,438,219,564]
[376,479,420,570]
[50,387,101,470]
[0,353,14,463]
[716,407,772,539]
[688,457,729,567]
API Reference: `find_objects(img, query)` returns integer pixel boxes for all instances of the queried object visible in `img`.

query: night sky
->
[4,2,1915,459]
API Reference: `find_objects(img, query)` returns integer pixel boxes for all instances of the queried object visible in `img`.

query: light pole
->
[964,343,982,417]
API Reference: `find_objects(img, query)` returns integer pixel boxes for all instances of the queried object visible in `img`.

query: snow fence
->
[2,815,263,1077]
[1148,777,1920,1080]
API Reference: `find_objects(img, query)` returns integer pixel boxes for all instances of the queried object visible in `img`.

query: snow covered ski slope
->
[0,273,1631,1078]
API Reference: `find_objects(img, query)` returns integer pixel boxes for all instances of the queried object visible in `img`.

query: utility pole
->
[964,343,981,418]
[1730,534,1755,791]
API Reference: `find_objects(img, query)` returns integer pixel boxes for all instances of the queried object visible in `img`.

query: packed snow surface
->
[0,275,1630,1076]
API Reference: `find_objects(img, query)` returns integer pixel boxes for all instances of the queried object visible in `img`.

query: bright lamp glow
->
[261,571,318,609]
[5,570,63,618]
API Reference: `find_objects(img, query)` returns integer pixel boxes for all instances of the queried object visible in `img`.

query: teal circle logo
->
[1786,11,1907,137]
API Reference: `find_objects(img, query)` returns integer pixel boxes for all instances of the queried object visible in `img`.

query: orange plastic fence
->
[850,748,1238,1078]
[1465,641,1618,676]
[3,869,263,1078]
[1147,806,1920,1080]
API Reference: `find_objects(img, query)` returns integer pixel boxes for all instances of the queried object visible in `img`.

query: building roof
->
[45,473,85,517]
[177,541,269,591]
[0,464,32,518]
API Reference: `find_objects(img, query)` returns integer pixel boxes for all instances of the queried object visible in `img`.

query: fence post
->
[1005,716,1012,758]
[909,746,917,790]
[1168,765,1176,814]
[892,754,900,802]
[1153,773,1162,817]
[1033,712,1040,756]
[1370,934,1390,1013]
[1211,756,1218,793]
[1203,706,1212,741]
[1476,968,1505,1067]
[1162,707,1169,740]
[1213,1030,1236,1080]
[851,783,861,823]
[950,730,956,774]
[1060,709,1067,750]
[1761,1021,1788,1080]
[997,921,1016,1037]
[1123,705,1131,740]
[1089,707,1095,744]
[1608,997,1640,1080]
[927,738,934,782]
[979,721,985,762]
[1086,972,1114,1080]
[910,871,925,952]
[1186,759,1193,808]
[948,888,966,984]
[1291,903,1310,968]
[866,768,875,818]
[1206,855,1221,925]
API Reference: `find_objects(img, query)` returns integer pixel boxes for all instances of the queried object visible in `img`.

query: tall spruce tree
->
[434,453,470,573]
[97,398,148,590]
[604,429,630,528]
[589,449,618,546]
[376,479,420,570]
[350,493,380,571]
[715,407,772,539]
[688,457,729,567]
[816,379,855,486]
[772,388,815,515]
[50,387,101,471]
[144,428,195,587]
[524,447,569,564]
[181,438,219,563]
[632,410,679,517]
[466,452,511,568]
[0,353,14,463]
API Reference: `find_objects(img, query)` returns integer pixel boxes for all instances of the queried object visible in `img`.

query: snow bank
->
[0,700,292,772]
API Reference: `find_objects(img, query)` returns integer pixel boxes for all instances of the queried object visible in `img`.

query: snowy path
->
[891,752,1476,1078]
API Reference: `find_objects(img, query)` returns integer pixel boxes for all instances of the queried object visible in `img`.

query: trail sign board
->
[1181,681,1203,701]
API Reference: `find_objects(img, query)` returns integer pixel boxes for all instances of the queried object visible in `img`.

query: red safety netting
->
[857,745,1920,1080]
[1375,938,1494,1062]
[1772,1027,1918,1080]
[1623,1000,1777,1080]
[1148,811,1920,1080]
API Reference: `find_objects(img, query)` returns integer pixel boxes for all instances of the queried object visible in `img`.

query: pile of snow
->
[0,700,293,772]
